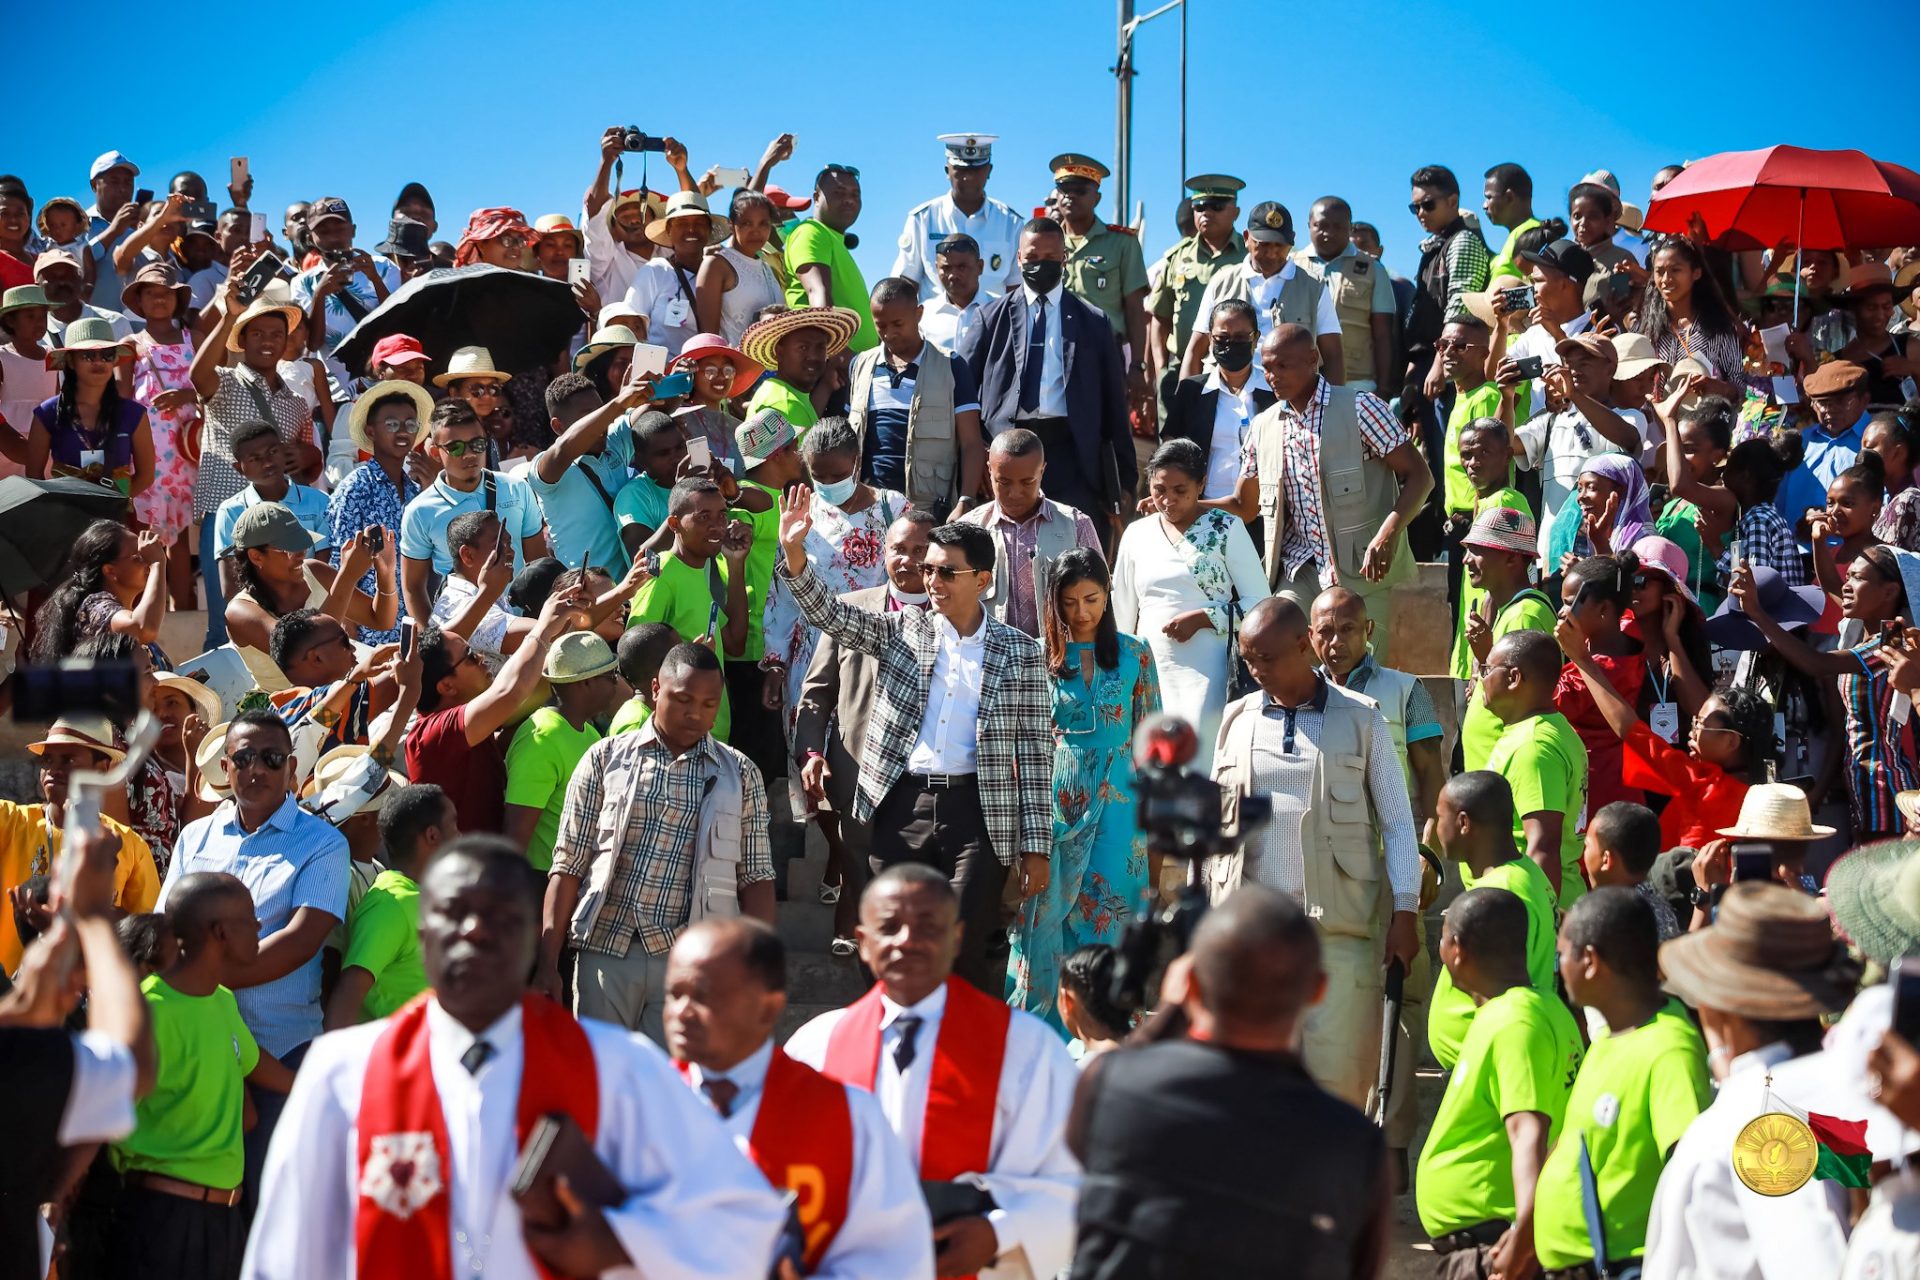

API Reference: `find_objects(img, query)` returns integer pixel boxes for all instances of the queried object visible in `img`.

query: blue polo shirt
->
[862,344,980,495]
[1775,414,1865,536]
[160,795,349,1056]
[213,482,333,557]
[399,470,545,576]
[526,417,635,573]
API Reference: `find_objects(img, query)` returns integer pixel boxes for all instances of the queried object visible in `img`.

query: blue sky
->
[11,0,1917,282]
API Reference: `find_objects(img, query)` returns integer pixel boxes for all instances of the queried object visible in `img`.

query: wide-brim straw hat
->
[1716,781,1835,841]
[432,345,511,388]
[28,715,125,766]
[1660,882,1857,1019]
[348,380,436,453]
[1828,837,1920,966]
[195,720,232,802]
[738,306,861,370]
[644,191,730,248]
[120,262,192,321]
[225,298,304,353]
[151,673,221,728]
[532,213,585,255]
[301,743,405,804]
[48,317,134,370]
[543,631,618,683]
[672,333,763,399]
[574,324,641,373]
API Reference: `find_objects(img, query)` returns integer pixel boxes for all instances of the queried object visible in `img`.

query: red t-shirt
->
[1555,651,1646,813]
[0,251,31,292]
[1620,721,1749,851]
[404,704,506,833]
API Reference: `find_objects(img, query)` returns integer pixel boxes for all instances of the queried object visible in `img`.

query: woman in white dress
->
[695,189,784,348]
[1112,437,1269,771]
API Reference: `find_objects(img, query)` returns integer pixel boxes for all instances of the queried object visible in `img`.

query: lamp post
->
[1112,0,1187,221]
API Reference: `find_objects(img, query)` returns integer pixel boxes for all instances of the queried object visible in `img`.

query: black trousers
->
[1020,417,1106,522]
[869,774,1009,995]
[108,1185,245,1280]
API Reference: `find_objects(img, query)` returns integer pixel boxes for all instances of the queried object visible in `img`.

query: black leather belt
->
[907,772,977,790]
[1430,1220,1509,1254]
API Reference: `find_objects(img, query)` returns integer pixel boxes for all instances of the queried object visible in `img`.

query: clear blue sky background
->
[10,0,1917,282]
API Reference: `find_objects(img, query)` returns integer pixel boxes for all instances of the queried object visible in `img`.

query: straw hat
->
[195,720,232,802]
[532,213,585,255]
[152,672,221,728]
[738,306,861,370]
[1827,838,1920,965]
[1630,534,1697,605]
[432,345,511,388]
[348,379,436,453]
[1716,781,1835,841]
[543,632,618,684]
[573,323,641,373]
[672,333,763,399]
[1611,332,1668,380]
[1659,882,1857,1019]
[644,191,730,249]
[224,297,304,353]
[1459,282,1501,329]
[301,743,405,809]
[27,715,125,766]
[47,317,133,370]
[0,284,52,320]
[119,261,192,321]
[1845,260,1896,297]
[1461,506,1538,557]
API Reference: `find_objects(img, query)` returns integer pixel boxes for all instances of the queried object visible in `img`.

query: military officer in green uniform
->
[1146,174,1247,417]
[1049,152,1153,430]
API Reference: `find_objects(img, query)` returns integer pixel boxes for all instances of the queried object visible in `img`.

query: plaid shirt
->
[551,726,771,956]
[1240,377,1410,578]
[1715,505,1806,587]
[778,560,1054,862]
[1438,224,1491,321]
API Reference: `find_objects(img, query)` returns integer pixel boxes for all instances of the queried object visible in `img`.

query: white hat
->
[89,150,139,182]
[432,345,511,388]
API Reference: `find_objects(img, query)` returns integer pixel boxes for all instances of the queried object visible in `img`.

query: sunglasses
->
[920,564,984,581]
[1408,197,1441,215]
[70,349,119,364]
[228,746,290,771]
[823,163,861,180]
[437,437,487,457]
[461,384,503,399]
[376,418,420,434]
[493,232,528,251]
[1434,337,1486,352]
[1191,198,1231,213]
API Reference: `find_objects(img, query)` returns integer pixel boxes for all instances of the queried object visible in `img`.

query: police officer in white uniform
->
[891,133,1023,303]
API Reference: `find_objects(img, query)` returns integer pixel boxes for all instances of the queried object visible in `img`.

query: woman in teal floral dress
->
[1008,548,1161,1031]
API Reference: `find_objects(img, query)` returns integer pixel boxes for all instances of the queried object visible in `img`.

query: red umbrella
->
[1643,145,1920,252]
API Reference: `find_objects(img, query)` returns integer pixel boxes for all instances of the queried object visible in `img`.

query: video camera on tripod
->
[1109,714,1270,1014]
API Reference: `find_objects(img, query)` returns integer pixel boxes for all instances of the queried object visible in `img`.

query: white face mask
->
[814,475,858,507]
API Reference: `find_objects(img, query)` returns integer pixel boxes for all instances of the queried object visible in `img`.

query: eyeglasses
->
[1697,724,1743,737]
[228,746,290,771]
[493,232,528,251]
[919,564,984,581]
[1408,197,1441,215]
[436,437,487,457]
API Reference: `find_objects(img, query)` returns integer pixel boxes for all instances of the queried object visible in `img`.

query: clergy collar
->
[687,1037,772,1093]
[880,980,949,1027]
[426,995,523,1056]
[1263,673,1328,714]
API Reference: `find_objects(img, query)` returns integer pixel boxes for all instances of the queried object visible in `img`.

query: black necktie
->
[892,1015,923,1072]
[702,1077,740,1118]
[1019,297,1049,413]
[461,1039,494,1076]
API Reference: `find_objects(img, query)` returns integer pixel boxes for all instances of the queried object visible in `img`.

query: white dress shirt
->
[1015,283,1069,420]
[906,615,987,774]
[1202,364,1270,500]
[684,1039,936,1280]
[921,292,985,355]
[242,999,785,1280]
[785,984,1082,1280]
[1248,260,1341,339]
[620,257,699,357]
[1642,1041,1853,1280]
[581,201,649,307]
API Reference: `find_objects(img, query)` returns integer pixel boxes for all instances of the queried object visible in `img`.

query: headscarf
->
[1876,545,1920,618]
[1549,451,1653,567]
[453,206,532,267]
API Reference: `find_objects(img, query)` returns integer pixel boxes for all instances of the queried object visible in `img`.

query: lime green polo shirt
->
[782,219,877,352]
[340,869,427,1020]
[1486,711,1591,911]
[505,707,602,871]
[629,550,733,741]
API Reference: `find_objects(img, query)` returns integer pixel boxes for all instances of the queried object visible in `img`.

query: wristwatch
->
[1688,884,1715,910]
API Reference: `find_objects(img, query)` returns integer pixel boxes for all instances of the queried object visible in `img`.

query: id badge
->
[663,297,691,327]
[80,448,105,472]
[1649,701,1681,744]
[1712,647,1740,677]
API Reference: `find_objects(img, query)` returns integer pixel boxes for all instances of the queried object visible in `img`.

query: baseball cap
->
[1519,239,1596,285]
[33,248,83,279]
[308,197,353,227]
[1244,201,1295,244]
[88,151,139,182]
[369,334,431,368]
[1555,332,1619,372]
[228,503,323,556]
[763,184,812,212]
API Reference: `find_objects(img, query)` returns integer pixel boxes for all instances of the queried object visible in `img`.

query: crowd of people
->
[2,128,1920,1280]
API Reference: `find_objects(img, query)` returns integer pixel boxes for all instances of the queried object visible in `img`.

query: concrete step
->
[772,821,865,1040]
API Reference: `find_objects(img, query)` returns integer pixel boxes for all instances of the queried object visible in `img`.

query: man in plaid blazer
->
[774,488,1053,993]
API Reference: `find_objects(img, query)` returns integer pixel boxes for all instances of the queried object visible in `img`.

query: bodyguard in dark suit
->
[1160,297,1278,503]
[773,491,1053,994]
[959,216,1136,544]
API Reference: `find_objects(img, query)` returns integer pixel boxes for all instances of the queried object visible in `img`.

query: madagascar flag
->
[1808,1112,1872,1188]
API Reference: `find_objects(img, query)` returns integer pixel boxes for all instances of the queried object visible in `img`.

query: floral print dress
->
[130,331,198,541]
[1008,633,1161,1032]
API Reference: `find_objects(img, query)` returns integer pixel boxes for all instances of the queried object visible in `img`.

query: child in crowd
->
[1810,454,1886,596]
[1657,393,1735,611]
[608,621,681,735]
[1056,943,1134,1063]
[626,478,754,742]
[612,410,693,557]
[1580,801,1682,941]
[1554,554,1644,813]
[212,421,332,599]
[1720,437,1805,586]
[114,911,177,978]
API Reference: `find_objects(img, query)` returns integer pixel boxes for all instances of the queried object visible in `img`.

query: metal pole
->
[1178,0,1187,192]
[1116,0,1134,217]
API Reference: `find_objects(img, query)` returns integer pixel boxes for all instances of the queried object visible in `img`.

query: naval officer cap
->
[1049,154,1111,186]
[939,133,997,168]
[1184,174,1245,202]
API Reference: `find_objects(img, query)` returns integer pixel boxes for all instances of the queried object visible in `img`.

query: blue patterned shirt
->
[327,460,420,644]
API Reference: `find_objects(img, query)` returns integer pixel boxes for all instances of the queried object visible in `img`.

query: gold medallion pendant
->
[1732,1111,1819,1196]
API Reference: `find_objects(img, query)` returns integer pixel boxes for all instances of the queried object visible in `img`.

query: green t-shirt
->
[1451,487,1537,682]
[1427,857,1559,1071]
[1488,217,1543,282]
[115,976,258,1188]
[612,474,672,537]
[1416,985,1584,1238]
[744,376,820,437]
[341,868,426,1020]
[1443,383,1512,515]
[608,693,652,736]
[1486,711,1590,910]
[505,707,602,870]
[1458,586,1558,760]
[735,479,783,663]
[782,219,878,352]
[1533,1000,1711,1268]
[629,550,732,741]
[1655,498,1723,615]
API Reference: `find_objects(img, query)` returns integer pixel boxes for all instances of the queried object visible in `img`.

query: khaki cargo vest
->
[848,343,960,514]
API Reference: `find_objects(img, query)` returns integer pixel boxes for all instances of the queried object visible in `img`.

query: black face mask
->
[1212,338,1254,372]
[1021,259,1063,294]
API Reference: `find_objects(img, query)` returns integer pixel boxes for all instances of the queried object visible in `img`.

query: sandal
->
[830,936,858,957]
[817,881,842,905]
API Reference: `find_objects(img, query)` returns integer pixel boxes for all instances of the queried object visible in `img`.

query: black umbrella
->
[332,264,586,377]
[0,475,132,599]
